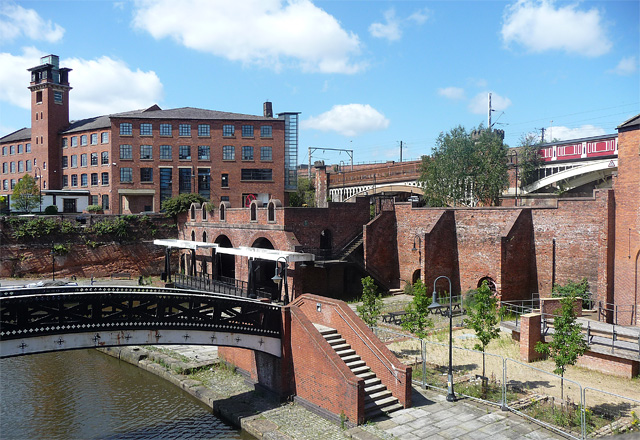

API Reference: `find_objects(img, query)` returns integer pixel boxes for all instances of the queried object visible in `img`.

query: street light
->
[34,166,42,213]
[411,232,422,265]
[428,275,456,402]
[509,150,518,207]
[50,247,56,281]
[272,256,289,305]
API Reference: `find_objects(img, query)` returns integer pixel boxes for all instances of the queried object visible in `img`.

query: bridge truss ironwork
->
[0,286,282,358]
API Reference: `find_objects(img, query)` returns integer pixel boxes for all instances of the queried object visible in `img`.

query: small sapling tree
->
[401,279,433,339]
[11,174,40,213]
[465,280,502,393]
[535,294,588,401]
[356,276,383,327]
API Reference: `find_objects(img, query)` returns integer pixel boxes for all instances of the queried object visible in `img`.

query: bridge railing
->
[174,273,273,300]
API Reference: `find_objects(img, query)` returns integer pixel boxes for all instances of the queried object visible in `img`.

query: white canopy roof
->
[153,240,315,263]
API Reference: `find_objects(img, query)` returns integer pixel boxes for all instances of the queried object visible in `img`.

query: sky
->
[0,0,638,167]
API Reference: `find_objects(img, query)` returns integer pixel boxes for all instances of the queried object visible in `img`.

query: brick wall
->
[614,123,640,325]
[364,211,399,288]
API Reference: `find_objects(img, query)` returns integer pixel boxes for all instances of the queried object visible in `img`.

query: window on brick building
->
[71,136,78,147]
[242,146,253,161]
[62,156,68,168]
[71,155,77,168]
[198,124,210,137]
[17,161,23,172]
[91,153,98,166]
[140,123,153,136]
[260,146,272,161]
[101,151,109,165]
[160,145,172,159]
[120,167,133,182]
[10,162,15,173]
[198,145,210,160]
[62,175,68,187]
[90,133,98,145]
[101,132,109,144]
[178,168,192,193]
[179,145,191,160]
[91,173,98,186]
[223,125,234,137]
[2,180,7,190]
[71,174,78,187]
[221,173,228,188]
[260,125,272,138]
[140,168,153,182]
[120,144,132,160]
[2,146,6,155]
[10,179,16,189]
[80,154,87,167]
[140,145,153,160]
[25,143,31,153]
[223,146,234,160]
[26,160,31,172]
[101,172,109,185]
[9,145,15,155]
[160,124,172,136]
[2,163,6,173]
[179,124,191,136]
[120,123,132,135]
[242,125,254,137]
[241,169,272,181]
[80,135,87,146]
[91,195,98,205]
[81,173,88,187]
[102,194,109,210]
[17,144,23,154]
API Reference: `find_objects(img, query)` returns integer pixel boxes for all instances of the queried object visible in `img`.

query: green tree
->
[419,125,508,207]
[11,174,40,213]
[553,278,590,307]
[289,177,315,207]
[401,279,433,339]
[465,280,502,390]
[356,276,383,327]
[535,294,588,400]
[161,193,207,218]
[517,133,544,187]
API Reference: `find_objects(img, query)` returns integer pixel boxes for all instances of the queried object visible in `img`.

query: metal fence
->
[372,325,640,440]
[173,273,273,299]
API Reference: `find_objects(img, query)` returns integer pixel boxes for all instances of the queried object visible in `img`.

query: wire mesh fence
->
[583,387,640,437]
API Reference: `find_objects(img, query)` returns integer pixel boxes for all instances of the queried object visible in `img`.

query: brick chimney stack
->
[263,101,273,118]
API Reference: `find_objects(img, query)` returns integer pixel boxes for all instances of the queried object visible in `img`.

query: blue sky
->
[1,0,638,166]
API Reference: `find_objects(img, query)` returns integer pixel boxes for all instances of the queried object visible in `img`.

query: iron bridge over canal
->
[0,286,282,358]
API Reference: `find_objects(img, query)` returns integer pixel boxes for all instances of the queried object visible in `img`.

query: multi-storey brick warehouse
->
[0,54,299,214]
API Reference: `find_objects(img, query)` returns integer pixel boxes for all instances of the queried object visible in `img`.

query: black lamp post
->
[34,166,42,213]
[509,151,518,206]
[428,275,456,402]
[50,248,55,281]
[411,232,422,265]
[272,256,289,305]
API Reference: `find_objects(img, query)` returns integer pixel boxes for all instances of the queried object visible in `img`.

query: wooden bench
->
[110,272,131,280]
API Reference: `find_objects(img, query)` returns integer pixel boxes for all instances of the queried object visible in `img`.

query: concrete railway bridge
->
[0,285,411,424]
[327,156,618,203]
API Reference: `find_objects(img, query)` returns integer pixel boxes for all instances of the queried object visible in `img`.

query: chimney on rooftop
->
[263,101,273,118]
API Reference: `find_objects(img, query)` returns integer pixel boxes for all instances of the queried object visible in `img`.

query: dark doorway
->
[251,237,277,297]
[214,235,235,280]
[63,199,76,213]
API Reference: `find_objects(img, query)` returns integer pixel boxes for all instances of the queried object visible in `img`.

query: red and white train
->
[539,134,618,162]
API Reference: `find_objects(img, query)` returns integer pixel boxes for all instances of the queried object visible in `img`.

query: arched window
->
[191,230,196,241]
[412,269,421,284]
[250,201,257,222]
[202,204,207,221]
[202,231,207,242]
[219,203,226,221]
[190,205,196,220]
[268,202,275,222]
[477,277,497,293]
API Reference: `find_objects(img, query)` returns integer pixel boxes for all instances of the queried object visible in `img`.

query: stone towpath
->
[157,344,565,440]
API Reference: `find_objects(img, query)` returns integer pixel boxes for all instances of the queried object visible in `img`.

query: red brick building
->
[1,54,299,214]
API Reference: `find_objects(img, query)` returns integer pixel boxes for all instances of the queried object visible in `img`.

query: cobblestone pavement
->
[164,345,565,440]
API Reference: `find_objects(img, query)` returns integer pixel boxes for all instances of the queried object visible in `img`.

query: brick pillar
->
[520,313,544,362]
[314,161,328,208]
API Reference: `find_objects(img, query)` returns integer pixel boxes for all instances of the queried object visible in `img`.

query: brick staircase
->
[314,323,403,420]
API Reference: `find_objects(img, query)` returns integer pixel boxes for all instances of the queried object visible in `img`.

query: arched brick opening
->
[214,235,235,280]
[478,277,497,293]
[251,237,277,297]
[412,269,421,284]
[250,201,258,222]
[191,230,195,241]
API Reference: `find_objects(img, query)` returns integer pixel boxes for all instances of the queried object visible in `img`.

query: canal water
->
[0,349,252,439]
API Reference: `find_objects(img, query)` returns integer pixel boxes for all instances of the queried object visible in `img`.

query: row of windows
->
[118,168,271,185]
[2,143,32,156]
[120,123,272,139]
[62,152,109,168]
[118,145,272,161]
[62,132,109,148]
[2,160,34,174]
[62,172,109,187]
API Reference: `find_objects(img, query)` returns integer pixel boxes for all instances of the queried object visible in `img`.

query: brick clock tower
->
[28,55,72,190]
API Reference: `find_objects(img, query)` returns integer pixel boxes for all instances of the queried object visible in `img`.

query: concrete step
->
[340,354,361,363]
[365,402,404,419]
[365,389,392,402]
[345,359,365,369]
[364,383,386,394]
[335,348,356,358]
[364,377,381,387]
[364,396,399,412]
[350,365,370,375]
[358,371,376,380]
[327,338,346,346]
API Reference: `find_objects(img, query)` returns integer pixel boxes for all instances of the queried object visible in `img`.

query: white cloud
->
[0,2,64,43]
[547,125,605,141]
[438,87,465,100]
[0,49,164,119]
[132,0,364,74]
[369,9,401,41]
[302,104,390,137]
[468,92,512,115]
[608,56,638,76]
[501,0,611,57]
[408,8,430,25]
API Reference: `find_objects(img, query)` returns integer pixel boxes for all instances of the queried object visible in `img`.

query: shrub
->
[87,217,129,238]
[86,204,102,213]
[44,205,58,215]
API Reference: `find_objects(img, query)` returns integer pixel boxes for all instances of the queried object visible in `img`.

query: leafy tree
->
[357,276,383,327]
[552,278,590,307]
[419,125,508,207]
[517,133,544,187]
[289,177,315,207]
[401,279,433,339]
[535,294,588,400]
[465,280,503,390]
[11,174,40,213]
[161,193,207,218]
